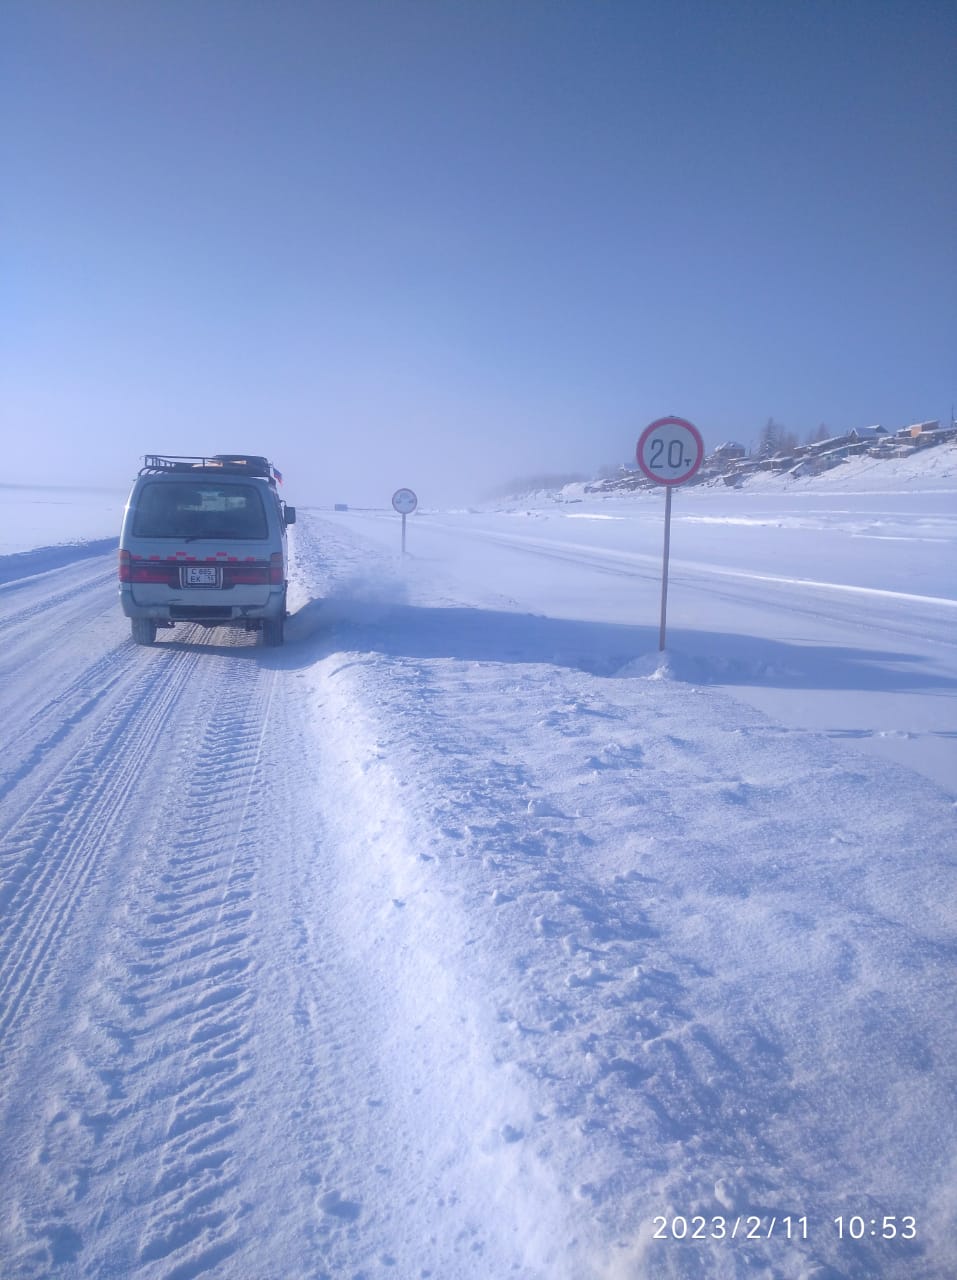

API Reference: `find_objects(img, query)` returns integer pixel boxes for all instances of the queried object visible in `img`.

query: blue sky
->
[3,1,954,506]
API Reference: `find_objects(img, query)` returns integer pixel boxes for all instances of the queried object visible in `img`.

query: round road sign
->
[636,417,705,486]
[392,487,418,514]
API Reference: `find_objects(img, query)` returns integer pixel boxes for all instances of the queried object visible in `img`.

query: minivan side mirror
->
[284,505,297,526]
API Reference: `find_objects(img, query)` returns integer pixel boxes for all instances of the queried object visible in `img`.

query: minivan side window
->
[132,483,269,539]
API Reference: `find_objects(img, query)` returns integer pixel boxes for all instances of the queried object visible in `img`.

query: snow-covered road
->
[1,473,955,1279]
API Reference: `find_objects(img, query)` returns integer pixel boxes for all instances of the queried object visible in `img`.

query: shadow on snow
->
[157,592,951,698]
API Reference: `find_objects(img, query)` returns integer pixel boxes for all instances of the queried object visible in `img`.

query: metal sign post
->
[635,417,705,651]
[659,485,673,651]
[391,488,418,553]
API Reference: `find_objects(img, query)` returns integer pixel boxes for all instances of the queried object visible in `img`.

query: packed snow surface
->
[1,450,955,1279]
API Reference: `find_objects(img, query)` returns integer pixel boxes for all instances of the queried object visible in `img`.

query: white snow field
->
[0,450,955,1280]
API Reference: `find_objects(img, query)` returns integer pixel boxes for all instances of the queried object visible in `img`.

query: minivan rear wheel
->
[131,617,157,646]
[262,616,284,647]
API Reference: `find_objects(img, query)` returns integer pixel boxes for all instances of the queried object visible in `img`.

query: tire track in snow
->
[0,646,201,1056]
[128,665,276,1278]
[0,554,127,767]
[0,645,139,813]
[0,536,345,1279]
[0,556,116,642]
[2,645,278,1279]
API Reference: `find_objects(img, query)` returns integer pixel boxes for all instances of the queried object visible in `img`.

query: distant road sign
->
[636,417,704,486]
[392,488,418,514]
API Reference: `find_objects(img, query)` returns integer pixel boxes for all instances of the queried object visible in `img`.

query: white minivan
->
[119,454,296,646]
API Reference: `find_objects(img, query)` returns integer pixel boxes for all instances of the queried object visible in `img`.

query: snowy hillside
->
[0,452,955,1279]
[533,437,957,505]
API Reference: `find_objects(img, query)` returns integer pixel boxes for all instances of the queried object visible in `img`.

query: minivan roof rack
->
[140,454,280,486]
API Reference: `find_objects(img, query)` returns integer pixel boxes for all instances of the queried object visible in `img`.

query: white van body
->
[119,455,295,646]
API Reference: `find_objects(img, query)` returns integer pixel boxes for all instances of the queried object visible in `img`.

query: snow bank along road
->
[0,504,955,1280]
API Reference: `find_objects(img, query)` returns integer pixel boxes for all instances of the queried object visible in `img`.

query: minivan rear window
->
[132,483,269,540]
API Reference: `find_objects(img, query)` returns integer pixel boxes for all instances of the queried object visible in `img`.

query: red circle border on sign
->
[636,417,705,486]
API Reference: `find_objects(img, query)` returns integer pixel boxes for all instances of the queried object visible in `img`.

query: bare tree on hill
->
[757,418,799,457]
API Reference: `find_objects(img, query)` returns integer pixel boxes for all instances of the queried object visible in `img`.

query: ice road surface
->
[0,450,955,1279]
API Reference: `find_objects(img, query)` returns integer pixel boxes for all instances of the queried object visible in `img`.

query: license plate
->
[183,566,220,587]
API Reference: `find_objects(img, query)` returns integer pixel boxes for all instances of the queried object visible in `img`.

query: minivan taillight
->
[269,552,284,585]
[119,551,178,585]
[222,564,270,585]
[133,565,179,584]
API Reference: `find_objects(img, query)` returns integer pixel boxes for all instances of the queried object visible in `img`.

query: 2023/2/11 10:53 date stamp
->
[651,1214,918,1243]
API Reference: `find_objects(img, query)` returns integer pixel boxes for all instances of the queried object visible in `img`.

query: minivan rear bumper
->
[119,583,286,623]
